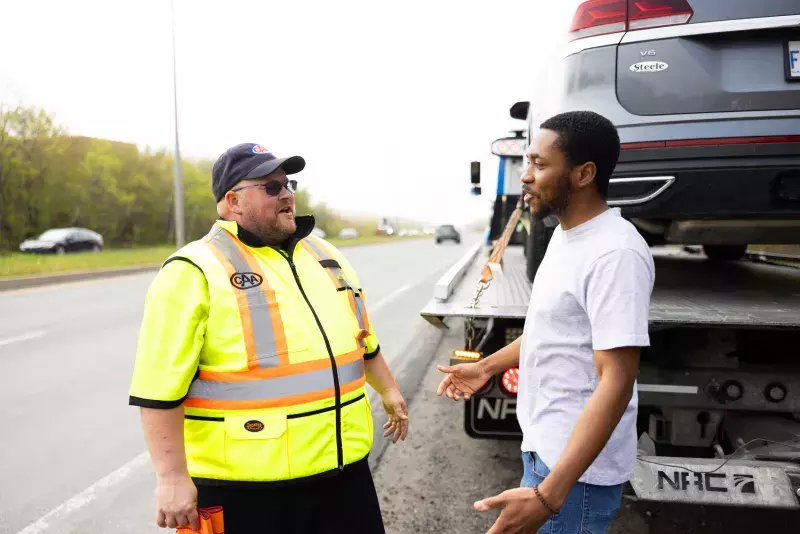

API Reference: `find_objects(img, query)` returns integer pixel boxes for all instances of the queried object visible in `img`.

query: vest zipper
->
[286,257,344,472]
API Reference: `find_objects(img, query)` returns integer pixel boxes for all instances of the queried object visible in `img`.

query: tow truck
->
[421,110,800,511]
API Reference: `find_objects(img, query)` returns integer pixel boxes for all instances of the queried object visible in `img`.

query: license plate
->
[786,40,800,81]
[466,395,521,439]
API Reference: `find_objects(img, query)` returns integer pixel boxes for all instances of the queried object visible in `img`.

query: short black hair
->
[540,111,620,198]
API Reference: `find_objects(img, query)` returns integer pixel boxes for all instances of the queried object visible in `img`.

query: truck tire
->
[525,218,554,282]
[703,245,746,262]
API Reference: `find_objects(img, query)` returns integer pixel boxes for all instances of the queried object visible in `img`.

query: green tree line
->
[0,104,371,251]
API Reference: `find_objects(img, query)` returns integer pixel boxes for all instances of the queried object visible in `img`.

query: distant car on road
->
[435,225,461,245]
[19,227,104,255]
[376,225,395,236]
[311,227,327,239]
[337,228,359,240]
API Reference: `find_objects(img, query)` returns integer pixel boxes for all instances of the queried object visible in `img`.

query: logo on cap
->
[251,144,269,154]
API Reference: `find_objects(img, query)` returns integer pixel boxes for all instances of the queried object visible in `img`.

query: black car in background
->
[19,228,104,254]
[435,225,461,244]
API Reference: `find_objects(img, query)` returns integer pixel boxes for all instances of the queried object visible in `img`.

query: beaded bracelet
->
[533,484,559,515]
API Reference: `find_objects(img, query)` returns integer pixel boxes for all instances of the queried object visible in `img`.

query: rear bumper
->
[19,247,57,253]
[612,143,800,223]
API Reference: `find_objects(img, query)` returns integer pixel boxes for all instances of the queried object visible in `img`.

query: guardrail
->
[749,251,800,262]
[747,251,800,268]
[434,241,483,301]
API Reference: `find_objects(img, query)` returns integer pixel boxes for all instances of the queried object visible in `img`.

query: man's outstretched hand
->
[475,487,552,534]
[380,387,409,443]
[436,362,491,401]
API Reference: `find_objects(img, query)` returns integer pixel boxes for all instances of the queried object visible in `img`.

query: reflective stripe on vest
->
[204,226,289,368]
[185,349,365,410]
[303,236,370,342]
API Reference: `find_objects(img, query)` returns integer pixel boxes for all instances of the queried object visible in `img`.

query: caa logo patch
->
[231,272,263,290]
[251,144,269,154]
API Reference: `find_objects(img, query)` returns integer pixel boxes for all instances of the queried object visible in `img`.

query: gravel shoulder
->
[372,321,525,534]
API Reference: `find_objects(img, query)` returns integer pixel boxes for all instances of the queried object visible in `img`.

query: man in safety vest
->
[130,143,409,534]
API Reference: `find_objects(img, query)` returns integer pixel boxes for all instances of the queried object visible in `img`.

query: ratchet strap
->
[480,200,526,284]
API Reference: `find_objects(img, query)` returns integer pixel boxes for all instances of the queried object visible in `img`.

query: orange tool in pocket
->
[177,506,224,534]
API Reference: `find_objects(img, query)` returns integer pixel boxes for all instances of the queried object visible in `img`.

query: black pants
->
[196,458,385,534]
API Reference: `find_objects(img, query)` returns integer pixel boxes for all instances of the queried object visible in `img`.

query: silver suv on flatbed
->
[522,0,800,260]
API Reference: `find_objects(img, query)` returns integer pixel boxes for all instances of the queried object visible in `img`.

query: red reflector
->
[501,368,519,396]
[621,136,800,150]
[570,0,627,40]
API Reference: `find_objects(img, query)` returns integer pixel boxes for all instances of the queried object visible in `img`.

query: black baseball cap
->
[212,143,305,202]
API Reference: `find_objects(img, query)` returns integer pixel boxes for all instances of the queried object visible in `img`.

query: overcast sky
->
[0,0,578,226]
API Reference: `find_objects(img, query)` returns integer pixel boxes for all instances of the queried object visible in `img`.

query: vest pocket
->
[287,408,337,478]
[224,410,290,480]
[341,394,373,465]
[184,418,226,479]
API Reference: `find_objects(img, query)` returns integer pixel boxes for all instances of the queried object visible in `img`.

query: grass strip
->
[0,235,429,278]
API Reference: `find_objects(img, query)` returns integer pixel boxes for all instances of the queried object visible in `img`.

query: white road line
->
[367,250,470,315]
[369,283,415,314]
[16,451,150,534]
[0,331,46,347]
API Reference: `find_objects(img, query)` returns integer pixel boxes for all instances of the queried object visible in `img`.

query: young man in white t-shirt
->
[437,111,654,534]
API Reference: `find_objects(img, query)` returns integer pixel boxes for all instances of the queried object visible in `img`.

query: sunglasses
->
[233,179,297,197]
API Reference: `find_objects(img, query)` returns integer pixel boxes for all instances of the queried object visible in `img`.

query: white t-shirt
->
[518,208,654,486]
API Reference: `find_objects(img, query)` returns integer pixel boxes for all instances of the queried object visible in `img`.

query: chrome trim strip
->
[621,14,800,45]
[638,384,699,395]
[565,15,800,56]
[563,31,625,58]
[608,176,676,207]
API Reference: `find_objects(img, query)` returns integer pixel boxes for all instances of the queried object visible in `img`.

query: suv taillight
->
[628,0,693,30]
[569,0,693,41]
[570,0,627,40]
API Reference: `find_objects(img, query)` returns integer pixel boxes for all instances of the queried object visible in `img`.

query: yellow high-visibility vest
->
[139,220,375,484]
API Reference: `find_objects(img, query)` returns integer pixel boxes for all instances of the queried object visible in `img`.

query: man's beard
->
[245,207,295,246]
[531,171,572,220]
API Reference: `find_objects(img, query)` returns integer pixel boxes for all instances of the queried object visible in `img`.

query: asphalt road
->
[0,236,477,534]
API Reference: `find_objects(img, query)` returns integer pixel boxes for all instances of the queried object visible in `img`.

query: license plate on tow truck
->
[631,457,800,509]
[786,40,800,81]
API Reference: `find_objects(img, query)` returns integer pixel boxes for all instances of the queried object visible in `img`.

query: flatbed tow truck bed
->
[422,242,800,510]
[423,245,800,330]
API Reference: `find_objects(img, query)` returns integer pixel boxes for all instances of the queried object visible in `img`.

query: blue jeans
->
[521,452,622,534]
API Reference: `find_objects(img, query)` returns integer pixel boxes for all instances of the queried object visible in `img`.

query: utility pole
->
[171,0,185,248]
